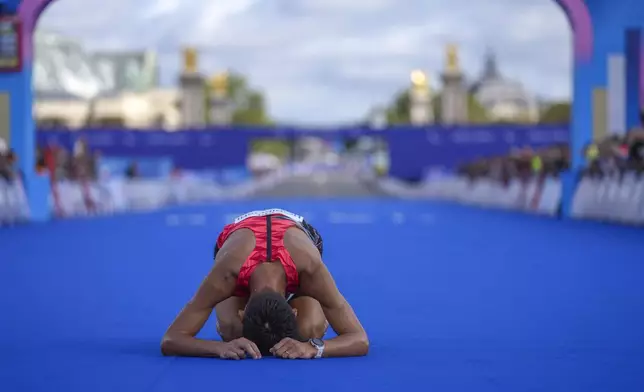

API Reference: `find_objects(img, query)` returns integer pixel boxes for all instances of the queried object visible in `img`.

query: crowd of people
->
[456,144,570,183]
[36,139,100,182]
[582,129,644,177]
[456,115,644,183]
[1,136,101,183]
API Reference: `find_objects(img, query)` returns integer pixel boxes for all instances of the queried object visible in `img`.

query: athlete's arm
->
[160,263,237,357]
[298,259,369,357]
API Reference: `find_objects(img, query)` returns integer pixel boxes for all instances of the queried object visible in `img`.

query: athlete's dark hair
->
[242,290,303,355]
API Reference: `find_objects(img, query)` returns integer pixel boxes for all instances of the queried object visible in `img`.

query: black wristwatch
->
[309,338,325,359]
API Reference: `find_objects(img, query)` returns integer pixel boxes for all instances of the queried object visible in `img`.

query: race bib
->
[234,208,304,224]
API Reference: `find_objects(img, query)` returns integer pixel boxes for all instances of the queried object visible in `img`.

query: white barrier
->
[0,179,30,224]
[571,174,644,225]
[5,167,642,226]
[53,168,294,218]
[377,175,562,216]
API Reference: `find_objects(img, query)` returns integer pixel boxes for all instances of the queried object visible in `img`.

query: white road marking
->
[165,214,207,226]
[419,214,435,224]
[188,214,207,225]
[328,212,374,224]
[165,214,181,226]
[392,212,405,224]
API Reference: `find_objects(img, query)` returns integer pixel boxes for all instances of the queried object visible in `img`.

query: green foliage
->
[385,89,411,124]
[465,94,489,124]
[250,139,290,159]
[382,89,489,125]
[233,90,271,125]
[540,102,571,124]
[205,71,272,125]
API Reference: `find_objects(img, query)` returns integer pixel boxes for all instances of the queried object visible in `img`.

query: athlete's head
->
[241,290,301,355]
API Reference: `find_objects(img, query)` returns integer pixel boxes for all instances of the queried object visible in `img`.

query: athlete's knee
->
[298,318,328,340]
[217,320,243,342]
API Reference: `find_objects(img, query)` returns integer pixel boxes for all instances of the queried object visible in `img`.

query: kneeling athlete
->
[161,208,369,359]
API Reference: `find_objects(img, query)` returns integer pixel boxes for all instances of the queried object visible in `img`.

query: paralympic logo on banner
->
[426,131,442,145]
[451,129,496,144]
[122,133,136,147]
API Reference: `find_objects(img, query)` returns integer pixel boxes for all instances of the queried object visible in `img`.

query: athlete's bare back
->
[215,226,319,274]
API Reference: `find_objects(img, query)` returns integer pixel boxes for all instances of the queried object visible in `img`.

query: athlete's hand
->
[218,338,261,360]
[270,338,316,359]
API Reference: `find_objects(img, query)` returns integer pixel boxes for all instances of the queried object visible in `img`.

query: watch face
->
[311,338,324,348]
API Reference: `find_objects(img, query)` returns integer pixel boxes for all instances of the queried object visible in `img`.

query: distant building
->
[33,31,180,130]
[92,51,159,93]
[469,50,539,123]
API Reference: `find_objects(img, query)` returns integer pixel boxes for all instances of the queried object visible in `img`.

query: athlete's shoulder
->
[214,229,255,272]
[284,228,323,270]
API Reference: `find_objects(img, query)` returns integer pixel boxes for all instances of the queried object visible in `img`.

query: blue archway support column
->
[554,0,594,218]
[624,28,641,131]
[0,0,54,221]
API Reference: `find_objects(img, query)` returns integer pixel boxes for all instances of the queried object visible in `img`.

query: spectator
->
[89,151,101,180]
[71,139,93,181]
[170,166,183,179]
[623,112,644,168]
[125,162,139,179]
[0,150,10,181]
[55,147,71,180]
[35,147,47,174]
[627,133,644,165]
[0,146,16,182]
[0,137,7,178]
[73,137,89,158]
[454,144,571,188]
[0,136,7,155]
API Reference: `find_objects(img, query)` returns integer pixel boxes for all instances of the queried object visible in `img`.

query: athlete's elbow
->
[160,333,179,356]
[356,334,370,356]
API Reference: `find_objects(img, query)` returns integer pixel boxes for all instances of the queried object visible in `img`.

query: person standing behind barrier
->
[70,138,96,212]
[125,162,139,179]
[36,147,47,174]
[583,143,601,177]
[626,114,644,167]
[0,136,7,159]
[0,137,8,180]
[530,154,543,176]
[72,139,93,181]
[0,150,16,182]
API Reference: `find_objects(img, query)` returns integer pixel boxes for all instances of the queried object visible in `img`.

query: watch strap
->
[310,339,324,359]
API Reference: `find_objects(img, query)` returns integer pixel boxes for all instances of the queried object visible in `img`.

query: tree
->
[540,102,570,124]
[385,89,411,124]
[233,91,270,125]
[205,71,272,125]
[432,92,489,124]
[382,89,489,125]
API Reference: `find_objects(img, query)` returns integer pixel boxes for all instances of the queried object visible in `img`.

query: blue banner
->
[36,125,569,180]
[385,125,569,180]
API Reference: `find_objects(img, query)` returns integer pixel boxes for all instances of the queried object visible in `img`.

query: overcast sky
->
[39,0,572,124]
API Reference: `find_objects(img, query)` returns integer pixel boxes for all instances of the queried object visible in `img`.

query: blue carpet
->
[1,199,643,391]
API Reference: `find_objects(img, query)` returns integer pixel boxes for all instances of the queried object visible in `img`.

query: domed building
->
[470,50,539,123]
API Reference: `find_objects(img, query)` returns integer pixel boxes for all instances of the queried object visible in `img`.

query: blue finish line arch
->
[0,0,640,220]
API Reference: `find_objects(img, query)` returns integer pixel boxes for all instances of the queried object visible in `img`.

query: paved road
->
[250,171,385,198]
